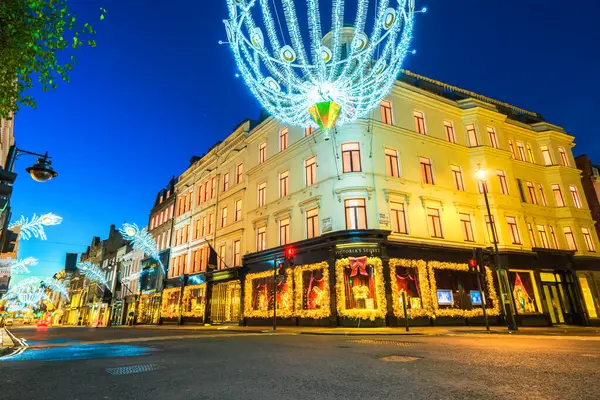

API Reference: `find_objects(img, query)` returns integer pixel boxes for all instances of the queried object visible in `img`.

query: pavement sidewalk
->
[112,324,600,337]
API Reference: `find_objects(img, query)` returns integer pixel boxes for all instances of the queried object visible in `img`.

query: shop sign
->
[334,243,381,258]
[188,273,206,286]
[378,213,390,225]
[322,217,332,233]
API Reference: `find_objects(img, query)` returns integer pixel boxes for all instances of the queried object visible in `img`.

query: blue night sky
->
[10,0,600,282]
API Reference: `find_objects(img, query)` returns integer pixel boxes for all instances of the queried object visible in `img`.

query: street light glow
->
[475,168,487,181]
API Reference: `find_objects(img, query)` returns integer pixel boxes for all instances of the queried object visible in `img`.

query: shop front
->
[137,253,167,325]
[242,230,502,327]
[181,273,207,324]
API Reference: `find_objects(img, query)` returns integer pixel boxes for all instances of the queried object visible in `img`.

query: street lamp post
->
[475,167,519,331]
[7,146,58,182]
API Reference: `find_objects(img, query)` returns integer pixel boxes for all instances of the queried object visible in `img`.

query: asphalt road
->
[2,327,600,400]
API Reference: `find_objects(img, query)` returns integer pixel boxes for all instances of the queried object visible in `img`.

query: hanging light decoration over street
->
[223,0,419,135]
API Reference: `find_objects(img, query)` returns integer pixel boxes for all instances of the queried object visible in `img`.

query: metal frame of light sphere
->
[25,155,58,182]
[223,0,418,130]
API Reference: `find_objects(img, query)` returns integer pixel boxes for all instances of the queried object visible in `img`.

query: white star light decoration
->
[119,223,164,274]
[223,0,420,134]
[77,261,108,287]
[8,212,63,240]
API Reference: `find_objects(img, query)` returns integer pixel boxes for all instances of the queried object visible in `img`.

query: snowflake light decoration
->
[119,223,164,274]
[77,261,108,287]
[6,301,30,313]
[0,257,39,274]
[9,212,63,240]
[223,0,419,135]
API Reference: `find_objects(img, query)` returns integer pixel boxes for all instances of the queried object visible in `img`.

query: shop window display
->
[508,270,541,314]
[428,261,500,318]
[335,257,386,321]
[244,269,293,318]
[389,259,432,318]
[182,284,206,319]
[294,262,330,319]
[161,288,181,319]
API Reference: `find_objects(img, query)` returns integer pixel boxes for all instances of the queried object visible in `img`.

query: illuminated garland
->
[293,261,330,319]
[9,212,63,240]
[160,287,181,319]
[223,0,419,130]
[244,268,294,318]
[335,257,386,321]
[388,258,433,318]
[428,261,500,318]
[181,284,207,318]
[0,257,39,274]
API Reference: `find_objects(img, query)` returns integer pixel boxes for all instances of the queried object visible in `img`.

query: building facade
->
[574,154,600,324]
[159,71,600,328]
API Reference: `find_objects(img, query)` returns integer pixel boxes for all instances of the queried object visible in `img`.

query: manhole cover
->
[106,364,164,376]
[347,339,420,347]
[380,355,421,362]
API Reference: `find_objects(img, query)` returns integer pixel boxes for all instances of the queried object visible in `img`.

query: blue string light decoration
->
[223,0,421,132]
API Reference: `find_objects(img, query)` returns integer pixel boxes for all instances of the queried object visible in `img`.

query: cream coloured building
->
[163,71,599,328]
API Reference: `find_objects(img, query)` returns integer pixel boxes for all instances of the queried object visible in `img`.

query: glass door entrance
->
[211,280,241,324]
[542,282,565,324]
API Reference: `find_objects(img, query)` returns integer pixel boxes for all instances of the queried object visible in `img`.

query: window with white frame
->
[569,185,582,208]
[279,218,290,246]
[385,147,400,178]
[420,157,434,185]
[235,199,242,222]
[305,156,317,186]
[516,141,526,161]
[459,213,474,242]
[381,100,393,125]
[508,140,516,159]
[497,170,509,195]
[413,110,426,134]
[537,225,550,248]
[306,208,319,239]
[221,206,228,228]
[257,182,266,207]
[487,127,499,148]
[236,163,243,184]
[507,216,522,244]
[279,128,288,151]
[549,226,559,249]
[485,215,498,244]
[582,228,596,252]
[558,147,569,167]
[427,208,443,238]
[218,245,226,269]
[390,202,407,234]
[258,142,266,164]
[540,145,553,166]
[466,124,478,147]
[526,144,535,163]
[256,226,266,251]
[526,182,538,205]
[233,240,241,266]
[305,126,315,136]
[552,184,565,207]
[223,173,230,192]
[537,184,547,206]
[451,165,464,191]
[527,223,537,247]
[345,198,367,230]
[444,121,456,143]
[563,227,577,251]
[279,170,289,198]
[341,142,361,173]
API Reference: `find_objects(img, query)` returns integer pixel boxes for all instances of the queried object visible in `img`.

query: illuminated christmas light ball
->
[223,0,419,134]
